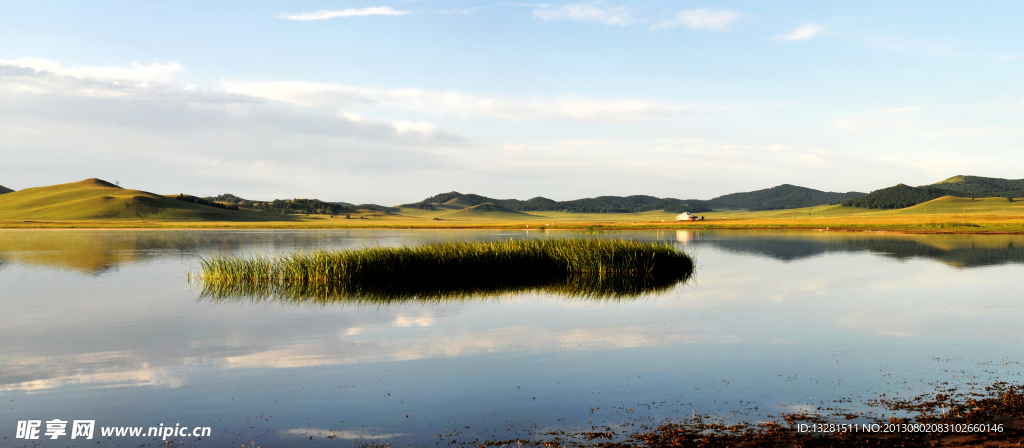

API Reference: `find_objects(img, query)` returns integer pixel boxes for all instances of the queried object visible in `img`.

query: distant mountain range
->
[205,183,863,216]
[0,185,13,194]
[842,176,1024,209]
[400,192,713,213]
[400,184,865,214]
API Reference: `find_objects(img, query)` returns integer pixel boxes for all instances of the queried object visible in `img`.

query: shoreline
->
[2,220,1024,234]
[424,377,1024,448]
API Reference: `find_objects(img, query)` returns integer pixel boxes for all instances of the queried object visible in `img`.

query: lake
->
[1,229,1022,447]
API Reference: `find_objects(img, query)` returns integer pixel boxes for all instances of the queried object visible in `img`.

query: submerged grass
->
[197,238,693,303]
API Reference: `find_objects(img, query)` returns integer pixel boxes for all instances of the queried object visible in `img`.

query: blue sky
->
[1,1,1022,204]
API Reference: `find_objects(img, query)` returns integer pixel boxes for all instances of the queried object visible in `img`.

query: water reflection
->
[198,271,688,304]
[2,230,1023,275]
[679,230,1024,267]
[0,230,408,274]
[2,229,1023,447]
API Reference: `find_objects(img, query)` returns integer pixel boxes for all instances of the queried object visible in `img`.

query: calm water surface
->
[1,229,1022,447]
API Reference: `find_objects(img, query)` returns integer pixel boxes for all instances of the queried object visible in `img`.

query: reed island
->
[196,238,694,302]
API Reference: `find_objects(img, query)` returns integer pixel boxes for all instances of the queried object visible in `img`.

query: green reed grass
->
[197,238,693,302]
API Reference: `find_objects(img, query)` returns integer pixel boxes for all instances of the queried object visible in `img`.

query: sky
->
[1,1,1023,204]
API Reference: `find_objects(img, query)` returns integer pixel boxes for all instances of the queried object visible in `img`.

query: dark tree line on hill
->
[176,194,238,210]
[207,194,351,215]
[250,199,353,215]
[533,196,712,213]
[354,204,400,213]
[401,203,438,210]
[404,192,712,213]
[841,185,953,209]
[205,194,396,215]
[842,176,1024,209]
[207,193,253,206]
[705,184,864,211]
[931,176,1024,197]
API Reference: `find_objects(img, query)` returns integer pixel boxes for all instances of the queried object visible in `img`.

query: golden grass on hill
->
[440,203,531,218]
[933,174,969,184]
[0,178,278,222]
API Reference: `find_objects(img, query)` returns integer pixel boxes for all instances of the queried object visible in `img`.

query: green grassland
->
[2,179,1024,233]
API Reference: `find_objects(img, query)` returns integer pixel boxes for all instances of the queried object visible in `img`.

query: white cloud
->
[393,120,436,135]
[0,57,469,203]
[652,9,737,30]
[533,3,640,26]
[340,111,363,122]
[10,55,1022,205]
[998,54,1020,62]
[776,23,825,42]
[0,53,862,203]
[280,428,406,440]
[278,7,411,21]
[861,34,957,55]
[0,58,184,84]
[920,125,1024,139]
[393,315,435,327]
[874,107,921,115]
[0,56,738,206]
[0,367,186,392]
[221,80,722,123]
[438,7,483,15]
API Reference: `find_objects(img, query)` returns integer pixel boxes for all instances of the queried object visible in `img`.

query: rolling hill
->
[841,184,954,209]
[0,185,12,194]
[403,192,711,213]
[443,203,531,218]
[929,175,1024,197]
[705,184,864,211]
[843,176,1024,210]
[0,178,280,221]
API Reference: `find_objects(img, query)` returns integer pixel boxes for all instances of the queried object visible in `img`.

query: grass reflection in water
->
[196,238,694,303]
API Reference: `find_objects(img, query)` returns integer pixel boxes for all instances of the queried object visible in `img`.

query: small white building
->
[675,212,695,221]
